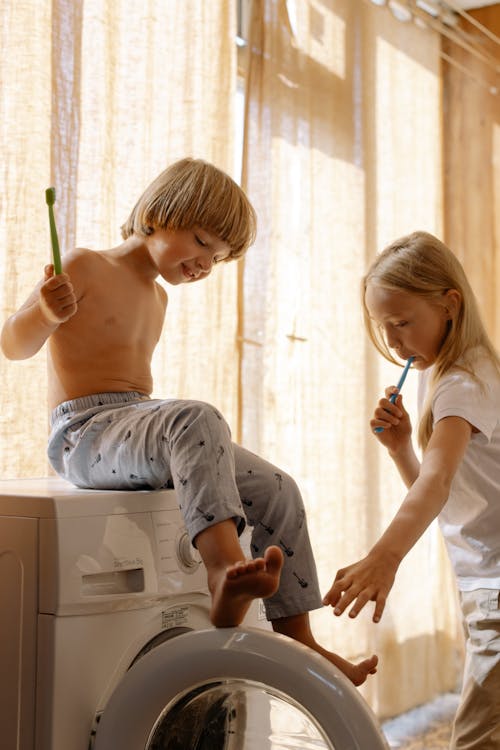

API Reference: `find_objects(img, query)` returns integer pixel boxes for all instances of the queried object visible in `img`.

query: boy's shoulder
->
[63,246,100,267]
[62,247,120,276]
[60,246,100,277]
[61,247,112,297]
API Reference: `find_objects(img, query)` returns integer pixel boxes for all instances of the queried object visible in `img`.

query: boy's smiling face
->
[147,227,232,285]
[365,283,455,370]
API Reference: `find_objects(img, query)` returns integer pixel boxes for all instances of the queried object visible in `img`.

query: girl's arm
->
[371,392,420,488]
[323,415,472,622]
[389,439,420,489]
[1,265,77,360]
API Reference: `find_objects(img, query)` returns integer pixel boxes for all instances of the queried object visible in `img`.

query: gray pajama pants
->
[48,392,322,620]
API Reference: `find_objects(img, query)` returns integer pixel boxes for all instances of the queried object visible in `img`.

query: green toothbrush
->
[45,187,62,275]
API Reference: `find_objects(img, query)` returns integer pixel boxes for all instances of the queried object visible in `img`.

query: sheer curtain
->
[443,6,500,347]
[241,0,463,717]
[0,0,239,478]
[1,0,470,720]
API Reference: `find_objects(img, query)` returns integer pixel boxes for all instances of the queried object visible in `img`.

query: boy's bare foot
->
[209,545,284,627]
[272,613,378,687]
[295,640,378,687]
[325,651,378,687]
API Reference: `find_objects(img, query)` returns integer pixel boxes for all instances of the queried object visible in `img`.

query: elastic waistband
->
[51,391,150,425]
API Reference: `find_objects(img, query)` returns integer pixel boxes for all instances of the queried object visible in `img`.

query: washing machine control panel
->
[176,530,202,573]
[39,500,209,615]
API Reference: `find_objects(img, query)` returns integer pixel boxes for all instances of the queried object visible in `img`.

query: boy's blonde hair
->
[362,230,500,449]
[121,158,257,259]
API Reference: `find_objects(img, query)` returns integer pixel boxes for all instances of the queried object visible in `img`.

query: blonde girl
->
[323,231,500,748]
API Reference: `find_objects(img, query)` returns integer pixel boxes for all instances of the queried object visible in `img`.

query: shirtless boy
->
[1,157,377,685]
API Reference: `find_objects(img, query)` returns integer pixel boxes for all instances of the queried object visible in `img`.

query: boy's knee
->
[278,470,301,498]
[166,399,231,441]
[265,470,304,515]
[183,399,228,427]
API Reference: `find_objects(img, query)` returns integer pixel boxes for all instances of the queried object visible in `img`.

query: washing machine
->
[0,477,389,750]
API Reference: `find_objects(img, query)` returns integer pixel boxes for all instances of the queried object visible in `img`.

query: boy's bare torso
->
[1,227,230,410]
[47,246,167,410]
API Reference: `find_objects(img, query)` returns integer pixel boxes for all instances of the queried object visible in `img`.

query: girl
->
[323,231,500,748]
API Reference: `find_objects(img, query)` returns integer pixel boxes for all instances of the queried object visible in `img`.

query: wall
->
[443,4,500,345]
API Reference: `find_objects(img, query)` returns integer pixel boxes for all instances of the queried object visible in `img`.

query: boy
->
[1,157,377,685]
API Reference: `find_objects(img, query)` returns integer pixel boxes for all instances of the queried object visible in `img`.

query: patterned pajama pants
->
[48,392,322,621]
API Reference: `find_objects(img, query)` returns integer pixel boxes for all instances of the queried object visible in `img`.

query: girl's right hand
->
[39,264,78,325]
[370,390,412,452]
[323,547,400,623]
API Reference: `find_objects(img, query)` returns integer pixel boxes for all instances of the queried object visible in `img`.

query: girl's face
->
[147,227,231,285]
[365,283,456,370]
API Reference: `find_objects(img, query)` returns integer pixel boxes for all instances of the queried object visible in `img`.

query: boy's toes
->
[226,557,266,579]
[226,561,245,579]
[264,545,284,574]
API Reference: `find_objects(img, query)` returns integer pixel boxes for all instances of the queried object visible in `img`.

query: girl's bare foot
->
[209,545,284,627]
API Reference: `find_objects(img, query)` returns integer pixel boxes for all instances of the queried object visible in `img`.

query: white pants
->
[451,589,500,749]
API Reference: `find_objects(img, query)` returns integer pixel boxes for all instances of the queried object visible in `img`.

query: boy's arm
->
[323,415,472,622]
[1,264,77,360]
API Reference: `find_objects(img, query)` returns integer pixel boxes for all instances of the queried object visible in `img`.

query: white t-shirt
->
[418,354,500,591]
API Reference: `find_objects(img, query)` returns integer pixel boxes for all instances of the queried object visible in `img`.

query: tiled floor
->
[382,693,460,749]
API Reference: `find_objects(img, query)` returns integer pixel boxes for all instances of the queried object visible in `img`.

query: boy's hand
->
[370,391,412,453]
[39,264,78,325]
[322,549,400,623]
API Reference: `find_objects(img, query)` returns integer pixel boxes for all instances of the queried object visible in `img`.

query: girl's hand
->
[39,264,78,325]
[370,391,412,452]
[322,549,400,623]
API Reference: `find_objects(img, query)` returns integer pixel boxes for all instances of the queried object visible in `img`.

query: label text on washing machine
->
[162,606,189,629]
[113,557,143,569]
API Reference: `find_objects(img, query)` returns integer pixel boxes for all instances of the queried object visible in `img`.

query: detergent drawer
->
[38,508,208,615]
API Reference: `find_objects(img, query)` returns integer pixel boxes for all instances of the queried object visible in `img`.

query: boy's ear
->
[444,289,461,319]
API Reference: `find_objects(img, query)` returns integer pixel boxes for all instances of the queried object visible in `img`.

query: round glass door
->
[93,627,388,750]
[147,679,334,749]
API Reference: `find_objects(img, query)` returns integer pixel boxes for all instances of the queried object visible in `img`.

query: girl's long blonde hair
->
[362,231,500,449]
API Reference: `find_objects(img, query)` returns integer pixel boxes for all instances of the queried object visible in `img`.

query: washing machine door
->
[93,627,388,749]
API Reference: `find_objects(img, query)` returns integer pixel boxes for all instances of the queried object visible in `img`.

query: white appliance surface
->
[0,477,388,750]
[0,477,216,749]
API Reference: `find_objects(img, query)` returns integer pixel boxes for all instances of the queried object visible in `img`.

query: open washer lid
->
[93,627,388,750]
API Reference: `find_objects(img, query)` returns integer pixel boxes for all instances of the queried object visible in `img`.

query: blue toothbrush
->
[374,356,415,433]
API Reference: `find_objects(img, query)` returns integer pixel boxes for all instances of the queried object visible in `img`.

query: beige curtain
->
[443,5,500,348]
[241,0,463,717]
[1,0,481,722]
[0,0,239,478]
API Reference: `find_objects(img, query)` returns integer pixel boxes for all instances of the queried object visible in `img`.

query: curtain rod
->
[407,2,500,73]
[365,0,499,95]
[443,0,500,47]
[441,50,498,94]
